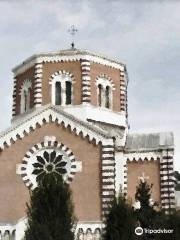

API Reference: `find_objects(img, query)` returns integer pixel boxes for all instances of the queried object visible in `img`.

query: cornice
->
[0,104,113,150]
[12,49,126,76]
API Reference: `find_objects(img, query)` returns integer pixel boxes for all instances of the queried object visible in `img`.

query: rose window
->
[32,150,67,182]
[18,139,80,189]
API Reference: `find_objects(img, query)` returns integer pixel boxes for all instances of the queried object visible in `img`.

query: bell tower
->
[12,49,128,144]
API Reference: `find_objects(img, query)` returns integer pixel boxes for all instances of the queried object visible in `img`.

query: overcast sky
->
[0,0,179,170]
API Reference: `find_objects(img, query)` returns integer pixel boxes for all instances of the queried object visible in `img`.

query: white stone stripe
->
[34,73,43,78]
[82,76,91,81]
[102,198,113,202]
[102,146,114,150]
[35,68,43,73]
[34,93,42,98]
[102,178,115,183]
[102,166,114,171]
[102,191,114,195]
[102,160,115,164]
[34,99,42,104]
[162,205,175,209]
[82,86,91,91]
[34,83,42,88]
[102,154,114,158]
[34,89,42,94]
[102,185,114,189]
[102,173,114,177]
[160,176,175,181]
[161,187,174,191]
[160,170,174,174]
[81,61,90,66]
[82,66,90,71]
[82,96,90,101]
[160,165,173,169]
[161,193,175,197]
[161,199,175,204]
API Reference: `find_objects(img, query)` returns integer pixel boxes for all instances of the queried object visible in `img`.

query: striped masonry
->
[34,63,43,107]
[120,70,127,113]
[101,144,115,219]
[81,59,91,103]
[160,150,175,213]
[12,77,17,117]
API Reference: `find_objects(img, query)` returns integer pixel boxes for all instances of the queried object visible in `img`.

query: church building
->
[0,48,175,240]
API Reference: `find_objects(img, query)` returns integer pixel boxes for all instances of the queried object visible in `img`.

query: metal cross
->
[68,25,78,49]
[138,172,149,183]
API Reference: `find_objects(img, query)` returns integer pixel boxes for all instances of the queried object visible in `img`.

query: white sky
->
[0,0,179,170]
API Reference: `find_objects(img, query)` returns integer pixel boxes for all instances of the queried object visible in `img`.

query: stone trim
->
[101,144,115,219]
[12,77,17,117]
[49,70,75,85]
[120,70,127,113]
[160,150,175,213]
[12,52,125,77]
[95,73,115,90]
[18,137,78,189]
[123,150,175,213]
[34,63,43,107]
[81,59,91,103]
[0,105,113,150]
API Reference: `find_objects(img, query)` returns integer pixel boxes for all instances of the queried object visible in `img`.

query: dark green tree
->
[103,194,136,240]
[135,180,159,230]
[25,173,76,240]
[174,171,180,191]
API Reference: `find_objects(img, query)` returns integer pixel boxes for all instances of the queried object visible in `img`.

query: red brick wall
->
[0,122,101,222]
[15,67,35,115]
[90,63,121,112]
[127,160,161,204]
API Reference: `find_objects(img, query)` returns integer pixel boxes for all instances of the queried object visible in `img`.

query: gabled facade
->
[0,49,175,240]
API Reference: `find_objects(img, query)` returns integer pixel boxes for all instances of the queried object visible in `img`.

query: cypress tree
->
[25,174,76,240]
[103,194,136,240]
[134,180,158,229]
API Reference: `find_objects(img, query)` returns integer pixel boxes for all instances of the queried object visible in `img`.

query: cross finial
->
[68,25,78,49]
[138,172,149,183]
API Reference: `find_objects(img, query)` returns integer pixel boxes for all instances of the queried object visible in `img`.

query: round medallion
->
[19,139,78,189]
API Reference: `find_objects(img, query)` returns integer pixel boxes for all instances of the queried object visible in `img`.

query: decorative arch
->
[49,70,75,106]
[18,136,80,189]
[95,73,115,90]
[19,79,32,114]
[96,74,115,109]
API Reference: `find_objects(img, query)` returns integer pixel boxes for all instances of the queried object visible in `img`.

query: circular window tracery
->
[19,138,79,189]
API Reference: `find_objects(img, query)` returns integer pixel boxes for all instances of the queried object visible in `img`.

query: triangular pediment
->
[0,105,113,150]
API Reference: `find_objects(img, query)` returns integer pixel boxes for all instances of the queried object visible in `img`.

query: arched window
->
[96,77,113,109]
[20,79,32,114]
[4,231,10,240]
[66,81,72,105]
[52,73,72,106]
[105,86,110,108]
[21,89,31,113]
[98,84,102,106]
[55,82,61,105]
[11,230,16,240]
